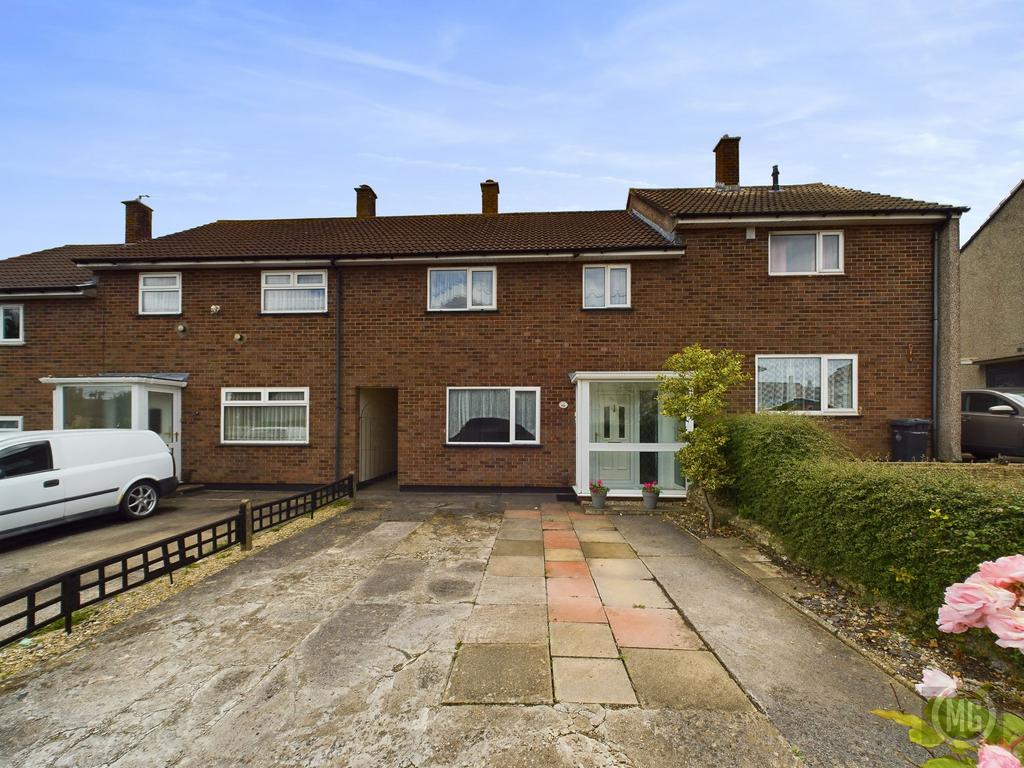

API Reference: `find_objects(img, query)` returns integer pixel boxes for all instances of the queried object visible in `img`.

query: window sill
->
[581,306,633,312]
[757,410,861,418]
[217,442,312,447]
[445,442,543,448]
[258,311,330,317]
[136,313,182,318]
[767,272,845,277]
[0,340,26,346]
[426,308,499,314]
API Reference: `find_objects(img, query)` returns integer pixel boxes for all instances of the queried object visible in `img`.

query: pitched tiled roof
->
[631,183,967,218]
[74,210,676,264]
[0,245,108,291]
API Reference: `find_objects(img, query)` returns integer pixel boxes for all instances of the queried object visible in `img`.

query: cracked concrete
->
[0,490,803,767]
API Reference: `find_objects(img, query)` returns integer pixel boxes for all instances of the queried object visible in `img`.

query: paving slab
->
[541,520,572,530]
[503,509,541,519]
[588,557,652,580]
[581,541,636,559]
[495,526,543,541]
[443,643,553,704]
[548,595,607,623]
[570,517,616,529]
[549,621,619,658]
[760,576,819,600]
[486,555,545,577]
[611,517,700,556]
[462,605,549,644]
[544,561,591,579]
[476,574,547,605]
[606,607,704,650]
[594,577,673,609]
[543,530,581,549]
[703,536,772,562]
[545,547,585,562]
[547,576,599,600]
[623,649,752,711]
[552,657,637,705]
[575,529,628,543]
[491,539,544,557]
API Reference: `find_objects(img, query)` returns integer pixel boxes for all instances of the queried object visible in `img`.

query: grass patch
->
[31,607,97,638]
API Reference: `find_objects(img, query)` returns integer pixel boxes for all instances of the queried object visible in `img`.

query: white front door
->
[145,389,181,479]
[590,386,637,485]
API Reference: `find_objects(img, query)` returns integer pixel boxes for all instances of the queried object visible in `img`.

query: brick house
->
[0,136,966,496]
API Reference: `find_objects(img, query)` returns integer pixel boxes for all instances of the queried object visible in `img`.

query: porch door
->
[590,386,637,485]
[146,389,181,479]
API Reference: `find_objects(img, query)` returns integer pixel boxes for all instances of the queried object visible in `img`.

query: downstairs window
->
[221,388,309,444]
[755,355,858,414]
[447,387,539,444]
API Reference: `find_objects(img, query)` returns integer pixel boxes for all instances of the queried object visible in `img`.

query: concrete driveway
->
[0,488,289,595]
[0,488,924,767]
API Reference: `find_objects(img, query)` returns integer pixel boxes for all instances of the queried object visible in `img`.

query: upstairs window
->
[583,265,630,309]
[756,354,857,415]
[0,304,23,344]
[262,271,327,313]
[768,232,843,275]
[428,267,496,311]
[138,273,182,315]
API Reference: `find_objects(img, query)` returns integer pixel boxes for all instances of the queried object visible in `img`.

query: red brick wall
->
[0,222,934,487]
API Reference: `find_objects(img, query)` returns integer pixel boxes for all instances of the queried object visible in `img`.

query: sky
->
[0,0,1022,257]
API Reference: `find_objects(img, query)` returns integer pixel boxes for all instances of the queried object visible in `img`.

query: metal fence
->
[0,474,354,648]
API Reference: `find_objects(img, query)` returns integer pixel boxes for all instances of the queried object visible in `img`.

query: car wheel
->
[120,481,160,520]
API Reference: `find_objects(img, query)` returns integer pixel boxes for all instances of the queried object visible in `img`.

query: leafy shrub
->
[724,413,1024,626]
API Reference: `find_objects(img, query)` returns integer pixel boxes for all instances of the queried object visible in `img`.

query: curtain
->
[821,234,841,270]
[583,267,605,307]
[827,359,854,409]
[758,358,822,411]
[430,270,467,309]
[609,268,628,305]
[141,290,180,313]
[471,271,493,307]
[263,288,326,312]
[769,234,816,273]
[224,405,307,442]
[448,389,510,442]
[514,390,537,441]
[2,306,21,340]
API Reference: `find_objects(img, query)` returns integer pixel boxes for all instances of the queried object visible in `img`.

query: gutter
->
[333,260,342,481]
[932,225,941,457]
[672,212,957,226]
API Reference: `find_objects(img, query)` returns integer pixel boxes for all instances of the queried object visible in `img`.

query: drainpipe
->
[932,226,940,458]
[334,261,342,481]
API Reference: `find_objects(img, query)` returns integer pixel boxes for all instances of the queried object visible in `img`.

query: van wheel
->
[121,481,160,520]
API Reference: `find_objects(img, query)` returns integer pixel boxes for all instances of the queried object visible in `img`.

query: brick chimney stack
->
[355,185,377,219]
[122,198,152,243]
[713,135,741,187]
[480,179,499,215]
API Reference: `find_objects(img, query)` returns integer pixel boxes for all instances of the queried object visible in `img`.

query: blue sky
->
[1,0,1021,257]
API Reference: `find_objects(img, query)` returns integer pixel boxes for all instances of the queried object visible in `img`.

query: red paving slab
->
[504,509,541,519]
[543,531,581,549]
[541,520,572,530]
[568,511,600,520]
[545,561,591,579]
[605,607,704,650]
[548,596,608,623]
[547,577,599,600]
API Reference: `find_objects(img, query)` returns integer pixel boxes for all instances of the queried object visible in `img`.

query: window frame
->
[767,231,844,276]
[138,272,182,315]
[220,386,310,445]
[754,354,858,415]
[0,416,23,432]
[0,303,25,344]
[582,264,632,309]
[427,267,497,312]
[260,270,328,314]
[445,386,541,446]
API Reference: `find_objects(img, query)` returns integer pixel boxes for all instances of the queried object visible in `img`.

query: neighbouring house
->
[0,136,967,496]
[960,179,1024,388]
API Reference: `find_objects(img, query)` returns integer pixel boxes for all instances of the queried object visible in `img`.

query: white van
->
[0,430,177,540]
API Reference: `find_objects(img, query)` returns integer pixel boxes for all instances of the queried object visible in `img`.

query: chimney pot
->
[355,185,377,219]
[480,179,499,215]
[771,164,780,191]
[121,197,153,243]
[713,135,741,187]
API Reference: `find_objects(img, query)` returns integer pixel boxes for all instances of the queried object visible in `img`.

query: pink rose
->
[941,577,1016,626]
[915,667,958,698]
[938,603,976,633]
[979,555,1024,589]
[978,744,1022,768]
[985,609,1024,651]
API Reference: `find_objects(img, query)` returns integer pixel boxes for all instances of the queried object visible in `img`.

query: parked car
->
[0,430,177,540]
[961,389,1024,459]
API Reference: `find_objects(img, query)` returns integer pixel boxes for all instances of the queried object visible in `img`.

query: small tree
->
[658,343,749,527]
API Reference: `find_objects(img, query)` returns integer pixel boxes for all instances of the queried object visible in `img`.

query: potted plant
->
[641,482,660,510]
[589,480,609,510]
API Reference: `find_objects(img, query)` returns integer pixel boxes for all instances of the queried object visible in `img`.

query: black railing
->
[0,474,354,648]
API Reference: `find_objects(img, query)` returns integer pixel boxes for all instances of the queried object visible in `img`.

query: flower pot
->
[642,491,658,510]
[591,493,607,510]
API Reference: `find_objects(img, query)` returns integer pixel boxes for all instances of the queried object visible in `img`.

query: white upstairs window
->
[583,265,630,309]
[261,271,327,313]
[768,232,844,275]
[138,273,182,315]
[428,267,496,311]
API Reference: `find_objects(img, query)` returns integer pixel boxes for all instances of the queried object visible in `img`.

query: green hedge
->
[723,413,1024,624]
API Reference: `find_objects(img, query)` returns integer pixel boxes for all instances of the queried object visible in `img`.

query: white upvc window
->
[755,354,858,415]
[446,387,540,445]
[221,387,310,444]
[0,416,23,431]
[138,273,182,315]
[583,264,631,309]
[428,267,496,311]
[261,270,327,313]
[768,231,844,275]
[0,304,24,344]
